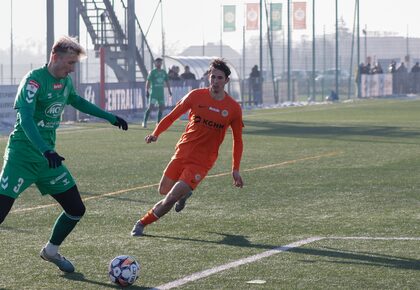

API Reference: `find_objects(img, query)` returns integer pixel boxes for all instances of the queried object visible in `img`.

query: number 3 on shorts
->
[13,178,24,194]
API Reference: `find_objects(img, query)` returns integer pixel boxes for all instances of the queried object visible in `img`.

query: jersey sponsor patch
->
[45,102,65,118]
[49,172,68,185]
[25,80,40,103]
[190,174,201,185]
[209,106,220,113]
[37,120,45,127]
[53,83,63,90]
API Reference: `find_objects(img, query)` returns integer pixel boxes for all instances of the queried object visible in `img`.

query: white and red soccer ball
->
[108,255,140,287]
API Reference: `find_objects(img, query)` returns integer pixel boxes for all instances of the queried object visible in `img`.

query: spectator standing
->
[355,63,364,98]
[249,65,262,105]
[389,60,397,94]
[371,62,383,74]
[168,65,181,81]
[180,65,196,80]
[200,70,210,87]
[410,62,420,93]
[396,62,408,94]
[180,65,197,88]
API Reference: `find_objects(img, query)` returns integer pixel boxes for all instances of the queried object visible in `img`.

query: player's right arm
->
[145,91,194,143]
[15,78,64,168]
[15,78,51,154]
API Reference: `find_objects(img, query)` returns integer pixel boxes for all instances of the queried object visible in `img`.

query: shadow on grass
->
[62,272,151,289]
[143,231,275,250]
[244,120,420,144]
[289,246,420,270]
[144,232,420,271]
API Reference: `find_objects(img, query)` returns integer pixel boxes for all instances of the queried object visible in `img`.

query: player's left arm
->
[230,107,244,188]
[70,95,128,130]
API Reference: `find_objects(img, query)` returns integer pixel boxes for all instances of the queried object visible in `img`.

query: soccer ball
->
[108,255,140,287]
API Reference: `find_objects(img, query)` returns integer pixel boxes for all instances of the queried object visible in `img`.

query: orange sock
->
[140,209,159,226]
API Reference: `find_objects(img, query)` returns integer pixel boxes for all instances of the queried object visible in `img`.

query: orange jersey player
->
[131,58,244,237]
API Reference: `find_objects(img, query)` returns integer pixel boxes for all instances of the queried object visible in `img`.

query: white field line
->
[10,151,340,214]
[151,237,324,290]
[151,235,420,289]
[329,236,420,241]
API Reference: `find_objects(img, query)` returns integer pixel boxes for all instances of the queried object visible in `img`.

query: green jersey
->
[6,66,87,163]
[148,68,168,99]
[1,65,117,198]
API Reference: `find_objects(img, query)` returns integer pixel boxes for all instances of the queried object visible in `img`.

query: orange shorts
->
[163,158,209,190]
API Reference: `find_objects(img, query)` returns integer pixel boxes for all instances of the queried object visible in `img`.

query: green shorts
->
[0,157,76,199]
[149,95,165,106]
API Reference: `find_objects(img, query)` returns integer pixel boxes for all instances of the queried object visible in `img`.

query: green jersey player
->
[142,57,172,128]
[0,36,128,273]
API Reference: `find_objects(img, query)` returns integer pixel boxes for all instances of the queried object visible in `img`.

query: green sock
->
[49,212,81,246]
[157,110,163,123]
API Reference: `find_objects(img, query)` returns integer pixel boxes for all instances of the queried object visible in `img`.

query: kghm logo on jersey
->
[45,102,65,118]
[25,80,40,103]
[192,114,225,129]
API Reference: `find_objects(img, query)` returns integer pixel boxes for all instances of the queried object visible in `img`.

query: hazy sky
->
[0,0,419,55]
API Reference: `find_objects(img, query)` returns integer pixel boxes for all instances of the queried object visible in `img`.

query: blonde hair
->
[51,35,86,58]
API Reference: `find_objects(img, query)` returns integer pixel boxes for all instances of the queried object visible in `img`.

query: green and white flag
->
[223,5,236,32]
[270,3,282,31]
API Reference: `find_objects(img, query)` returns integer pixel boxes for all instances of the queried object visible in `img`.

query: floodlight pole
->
[364,25,367,61]
[160,0,165,58]
[311,0,316,101]
[47,0,54,62]
[335,0,339,98]
[259,0,263,104]
[287,0,291,101]
[10,0,13,84]
[356,0,361,98]
[356,0,360,66]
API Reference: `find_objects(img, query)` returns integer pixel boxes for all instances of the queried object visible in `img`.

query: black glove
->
[113,116,128,130]
[43,150,65,168]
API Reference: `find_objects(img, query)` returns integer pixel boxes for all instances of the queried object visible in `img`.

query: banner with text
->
[78,82,146,112]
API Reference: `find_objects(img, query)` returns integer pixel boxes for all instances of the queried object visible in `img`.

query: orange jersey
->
[152,88,243,171]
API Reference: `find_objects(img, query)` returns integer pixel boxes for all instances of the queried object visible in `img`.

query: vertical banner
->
[293,2,306,30]
[246,3,259,30]
[223,5,236,32]
[270,3,282,31]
